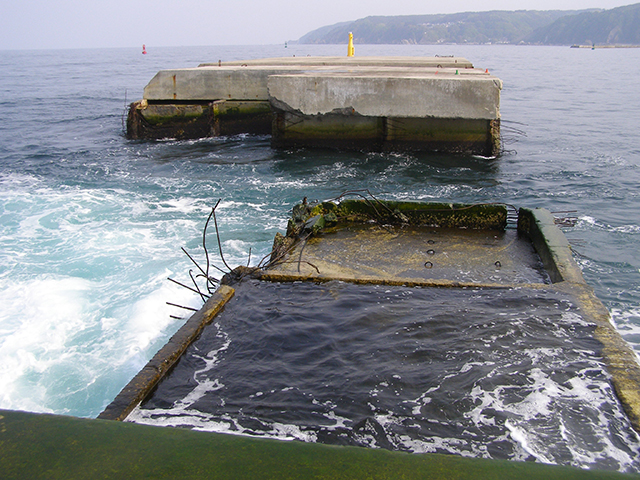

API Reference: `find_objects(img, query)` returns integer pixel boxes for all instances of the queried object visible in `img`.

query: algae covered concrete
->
[127,99,272,140]
[2,409,638,480]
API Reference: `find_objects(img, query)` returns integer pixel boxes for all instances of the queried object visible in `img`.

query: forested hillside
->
[297,4,640,45]
[524,3,640,45]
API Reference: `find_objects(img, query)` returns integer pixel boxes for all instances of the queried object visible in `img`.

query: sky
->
[0,0,636,50]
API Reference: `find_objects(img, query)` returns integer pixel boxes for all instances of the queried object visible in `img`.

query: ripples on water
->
[1,44,639,471]
[129,281,640,471]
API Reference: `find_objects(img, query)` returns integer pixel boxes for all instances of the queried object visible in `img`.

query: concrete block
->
[267,71,502,120]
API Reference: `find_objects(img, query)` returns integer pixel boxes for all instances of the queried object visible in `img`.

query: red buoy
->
[142,44,147,55]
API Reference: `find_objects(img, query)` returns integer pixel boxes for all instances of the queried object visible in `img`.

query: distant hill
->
[524,3,640,45]
[297,5,640,46]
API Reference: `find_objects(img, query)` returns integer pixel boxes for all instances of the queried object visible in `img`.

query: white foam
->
[505,420,555,464]
[0,275,91,413]
[121,274,202,366]
[128,402,318,443]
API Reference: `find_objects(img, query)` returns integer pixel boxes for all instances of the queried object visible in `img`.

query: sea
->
[1,43,639,472]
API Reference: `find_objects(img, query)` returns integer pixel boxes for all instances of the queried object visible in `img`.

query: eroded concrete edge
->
[519,207,640,431]
[564,281,640,432]
[517,207,585,284]
[98,285,235,421]
[259,271,547,291]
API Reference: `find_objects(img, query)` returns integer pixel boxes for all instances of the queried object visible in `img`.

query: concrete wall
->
[267,73,501,120]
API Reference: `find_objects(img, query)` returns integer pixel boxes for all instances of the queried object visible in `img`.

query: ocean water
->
[1,43,639,470]
[129,281,640,471]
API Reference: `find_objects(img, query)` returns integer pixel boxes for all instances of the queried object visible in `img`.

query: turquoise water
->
[0,43,639,469]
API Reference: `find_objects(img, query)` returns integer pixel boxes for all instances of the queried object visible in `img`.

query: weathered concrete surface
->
[4,409,635,480]
[267,71,502,119]
[142,63,495,104]
[266,68,501,155]
[98,285,234,421]
[143,66,298,101]
[131,56,502,154]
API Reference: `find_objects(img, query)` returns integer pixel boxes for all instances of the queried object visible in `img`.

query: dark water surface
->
[1,44,639,470]
[131,281,638,471]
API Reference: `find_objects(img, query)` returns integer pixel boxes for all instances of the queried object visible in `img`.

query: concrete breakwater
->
[100,199,640,440]
[127,56,502,156]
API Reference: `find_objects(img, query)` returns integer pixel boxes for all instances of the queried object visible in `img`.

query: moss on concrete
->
[127,100,271,140]
[272,111,384,150]
[285,200,507,236]
[270,111,500,155]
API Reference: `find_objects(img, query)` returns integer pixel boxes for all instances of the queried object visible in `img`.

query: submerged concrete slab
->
[264,224,545,287]
[97,198,640,459]
[259,199,640,432]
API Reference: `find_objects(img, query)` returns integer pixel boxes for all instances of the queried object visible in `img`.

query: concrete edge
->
[198,56,476,68]
[259,271,548,290]
[555,281,640,432]
[6,408,640,480]
[516,207,640,432]
[517,207,586,284]
[97,285,235,421]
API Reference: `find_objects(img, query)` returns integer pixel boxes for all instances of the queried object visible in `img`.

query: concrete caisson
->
[127,56,502,156]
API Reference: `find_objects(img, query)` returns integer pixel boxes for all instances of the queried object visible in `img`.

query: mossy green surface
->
[217,100,271,118]
[333,200,508,230]
[2,410,637,480]
[140,104,207,125]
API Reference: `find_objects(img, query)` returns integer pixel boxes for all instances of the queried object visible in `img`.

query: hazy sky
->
[0,1,636,50]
